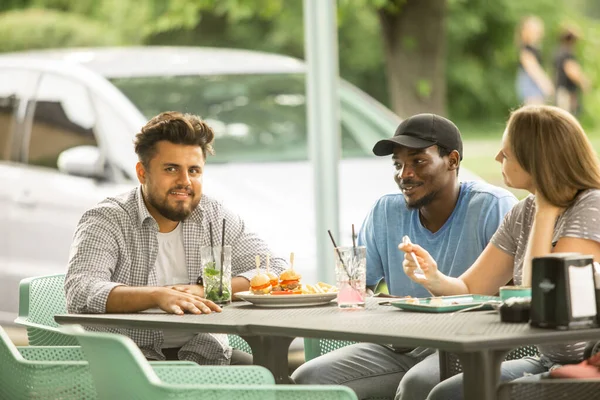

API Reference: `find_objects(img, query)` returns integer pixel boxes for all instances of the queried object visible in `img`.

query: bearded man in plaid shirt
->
[65,111,287,365]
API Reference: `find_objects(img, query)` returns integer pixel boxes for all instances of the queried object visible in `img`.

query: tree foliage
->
[1,0,598,127]
[0,8,123,53]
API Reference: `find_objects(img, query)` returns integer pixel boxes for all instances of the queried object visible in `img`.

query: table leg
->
[241,335,295,384]
[457,349,509,400]
[438,350,451,381]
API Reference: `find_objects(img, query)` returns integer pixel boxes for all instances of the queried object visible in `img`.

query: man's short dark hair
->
[134,111,215,167]
[437,146,451,158]
[437,145,460,176]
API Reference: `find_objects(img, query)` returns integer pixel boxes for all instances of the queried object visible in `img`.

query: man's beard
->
[146,187,199,221]
[405,190,438,210]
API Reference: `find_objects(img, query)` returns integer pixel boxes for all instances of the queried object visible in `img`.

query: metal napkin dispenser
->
[530,253,597,330]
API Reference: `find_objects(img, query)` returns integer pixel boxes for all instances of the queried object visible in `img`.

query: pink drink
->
[335,246,367,309]
[337,281,366,309]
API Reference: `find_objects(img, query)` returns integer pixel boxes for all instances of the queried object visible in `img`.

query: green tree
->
[0,8,123,52]
[2,0,598,127]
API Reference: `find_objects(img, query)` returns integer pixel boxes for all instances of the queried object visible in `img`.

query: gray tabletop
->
[55,298,600,400]
[55,298,600,352]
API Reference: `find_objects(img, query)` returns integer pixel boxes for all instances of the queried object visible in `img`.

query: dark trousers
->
[160,348,253,365]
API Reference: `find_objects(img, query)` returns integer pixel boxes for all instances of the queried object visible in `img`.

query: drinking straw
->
[209,222,216,263]
[219,219,226,296]
[327,230,351,279]
[351,224,357,257]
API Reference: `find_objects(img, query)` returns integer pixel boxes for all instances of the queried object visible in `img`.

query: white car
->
[0,46,478,325]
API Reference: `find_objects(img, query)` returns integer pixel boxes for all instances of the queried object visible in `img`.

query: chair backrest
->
[304,338,357,362]
[443,345,540,380]
[63,325,161,399]
[497,379,600,400]
[16,274,77,346]
[0,326,96,399]
[228,335,252,354]
[66,325,358,400]
[17,274,252,352]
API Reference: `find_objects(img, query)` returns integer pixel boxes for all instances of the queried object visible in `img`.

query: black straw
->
[351,224,357,257]
[327,230,351,279]
[209,222,216,263]
[219,219,226,296]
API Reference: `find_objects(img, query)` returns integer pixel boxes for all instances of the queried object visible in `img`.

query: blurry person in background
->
[516,16,554,105]
[554,24,591,116]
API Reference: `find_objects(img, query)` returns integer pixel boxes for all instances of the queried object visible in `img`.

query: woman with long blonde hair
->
[396,105,600,400]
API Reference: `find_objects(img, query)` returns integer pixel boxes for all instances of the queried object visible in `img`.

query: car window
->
[0,69,39,161]
[26,74,98,169]
[110,74,369,163]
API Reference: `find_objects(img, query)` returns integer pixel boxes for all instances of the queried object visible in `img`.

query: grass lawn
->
[459,121,600,200]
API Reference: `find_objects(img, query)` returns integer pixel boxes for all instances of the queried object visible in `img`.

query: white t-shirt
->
[155,223,196,348]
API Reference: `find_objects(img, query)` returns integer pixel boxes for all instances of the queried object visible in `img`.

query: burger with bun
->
[278,269,302,293]
[250,273,272,295]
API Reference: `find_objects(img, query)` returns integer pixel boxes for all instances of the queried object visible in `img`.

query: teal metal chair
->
[15,274,253,353]
[65,324,357,400]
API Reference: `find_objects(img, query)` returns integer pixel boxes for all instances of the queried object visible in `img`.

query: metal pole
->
[303,0,340,284]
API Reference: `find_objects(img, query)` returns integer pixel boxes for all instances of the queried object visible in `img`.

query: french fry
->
[303,284,316,294]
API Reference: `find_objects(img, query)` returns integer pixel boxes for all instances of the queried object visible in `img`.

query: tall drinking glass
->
[200,245,232,306]
[335,246,366,309]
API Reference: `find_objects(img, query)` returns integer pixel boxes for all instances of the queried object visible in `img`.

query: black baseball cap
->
[372,113,463,160]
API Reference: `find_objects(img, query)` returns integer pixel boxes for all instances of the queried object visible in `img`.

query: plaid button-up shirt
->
[65,186,287,364]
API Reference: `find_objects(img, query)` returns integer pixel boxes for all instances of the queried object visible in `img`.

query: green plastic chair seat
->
[17,346,85,361]
[65,325,357,400]
[144,385,360,400]
[1,327,274,400]
[152,365,274,385]
[0,327,96,400]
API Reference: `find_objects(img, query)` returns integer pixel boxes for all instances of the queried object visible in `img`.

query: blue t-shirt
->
[359,181,517,298]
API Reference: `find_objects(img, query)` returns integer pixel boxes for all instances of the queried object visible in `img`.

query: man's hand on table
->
[167,284,204,297]
[153,287,221,315]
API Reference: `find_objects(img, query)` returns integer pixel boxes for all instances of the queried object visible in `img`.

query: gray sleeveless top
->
[491,189,600,364]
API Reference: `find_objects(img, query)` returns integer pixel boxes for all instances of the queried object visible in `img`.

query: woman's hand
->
[398,242,439,285]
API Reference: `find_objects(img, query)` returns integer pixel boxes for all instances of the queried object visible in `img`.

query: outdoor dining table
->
[55,297,600,400]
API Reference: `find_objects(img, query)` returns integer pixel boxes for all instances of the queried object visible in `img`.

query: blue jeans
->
[397,355,554,400]
[516,69,545,103]
[291,343,436,400]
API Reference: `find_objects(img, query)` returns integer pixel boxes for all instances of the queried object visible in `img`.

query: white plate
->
[235,291,337,308]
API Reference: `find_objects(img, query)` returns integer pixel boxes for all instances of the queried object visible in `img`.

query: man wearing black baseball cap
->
[292,114,517,399]
[372,113,463,159]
